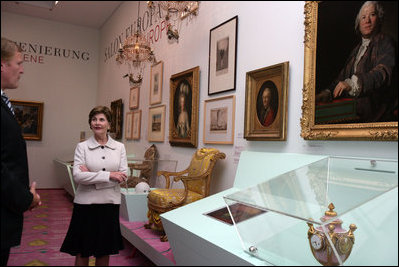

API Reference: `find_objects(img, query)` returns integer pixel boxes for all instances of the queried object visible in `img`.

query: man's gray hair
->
[355,1,384,32]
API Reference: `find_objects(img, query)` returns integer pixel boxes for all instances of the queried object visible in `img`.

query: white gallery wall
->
[1,12,99,189]
[2,1,398,191]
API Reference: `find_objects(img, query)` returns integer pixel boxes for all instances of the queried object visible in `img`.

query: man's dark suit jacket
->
[326,32,396,122]
[1,98,33,249]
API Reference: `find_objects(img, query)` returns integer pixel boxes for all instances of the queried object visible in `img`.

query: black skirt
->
[60,203,124,257]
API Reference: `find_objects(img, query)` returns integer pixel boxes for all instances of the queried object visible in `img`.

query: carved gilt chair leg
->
[160,232,168,242]
[144,222,152,229]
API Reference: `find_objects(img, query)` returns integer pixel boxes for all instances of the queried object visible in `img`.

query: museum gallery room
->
[1,1,398,266]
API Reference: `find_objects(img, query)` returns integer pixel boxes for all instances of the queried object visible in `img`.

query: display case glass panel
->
[54,157,76,196]
[224,156,398,265]
[122,157,178,192]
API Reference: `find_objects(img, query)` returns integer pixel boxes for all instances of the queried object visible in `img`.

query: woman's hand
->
[79,165,89,172]
[109,172,127,183]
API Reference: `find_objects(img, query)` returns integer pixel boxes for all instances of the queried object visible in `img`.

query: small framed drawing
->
[169,66,200,147]
[148,105,165,142]
[125,112,133,140]
[129,87,139,109]
[10,100,44,141]
[150,61,163,105]
[132,110,141,140]
[203,95,235,144]
[110,99,123,140]
[244,61,289,141]
[208,15,238,95]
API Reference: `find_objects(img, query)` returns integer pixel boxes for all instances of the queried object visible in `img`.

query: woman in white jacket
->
[61,106,128,266]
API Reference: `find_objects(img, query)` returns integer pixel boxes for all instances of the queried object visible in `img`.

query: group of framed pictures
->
[148,61,166,142]
[125,85,140,140]
[126,86,141,140]
[207,15,289,142]
[144,15,288,147]
[125,61,165,141]
[124,2,398,146]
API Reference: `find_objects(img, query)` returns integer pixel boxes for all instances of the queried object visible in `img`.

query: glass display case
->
[121,157,178,193]
[223,156,398,266]
[54,156,76,196]
[120,158,178,221]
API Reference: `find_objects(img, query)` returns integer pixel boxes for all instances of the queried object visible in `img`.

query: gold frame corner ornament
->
[301,1,398,141]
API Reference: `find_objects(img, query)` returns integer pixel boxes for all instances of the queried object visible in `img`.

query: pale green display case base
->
[120,189,152,222]
[161,151,327,266]
[121,158,177,222]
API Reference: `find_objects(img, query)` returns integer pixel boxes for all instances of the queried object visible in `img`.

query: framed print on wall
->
[208,15,238,95]
[110,99,123,140]
[203,95,235,144]
[132,110,141,140]
[244,62,289,141]
[129,87,139,109]
[125,112,133,140]
[150,61,163,105]
[10,100,44,141]
[148,105,165,142]
[301,1,398,140]
[169,66,200,147]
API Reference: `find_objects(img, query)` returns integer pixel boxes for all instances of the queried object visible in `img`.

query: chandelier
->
[116,2,155,85]
[148,1,199,41]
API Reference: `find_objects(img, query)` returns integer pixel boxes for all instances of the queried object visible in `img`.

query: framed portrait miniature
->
[132,110,141,140]
[150,61,163,105]
[110,99,123,140]
[208,16,238,95]
[244,62,289,141]
[148,105,165,142]
[169,66,200,147]
[10,100,44,141]
[125,112,133,140]
[203,95,235,144]
[301,1,398,140]
[129,87,139,109]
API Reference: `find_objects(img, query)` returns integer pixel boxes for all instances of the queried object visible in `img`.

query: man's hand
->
[29,181,41,211]
[333,81,351,98]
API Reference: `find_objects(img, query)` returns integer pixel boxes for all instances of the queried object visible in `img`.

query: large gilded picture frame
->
[10,100,44,141]
[301,1,398,140]
[244,62,289,141]
[169,66,200,147]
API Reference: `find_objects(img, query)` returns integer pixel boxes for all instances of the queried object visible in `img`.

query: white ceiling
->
[1,1,123,29]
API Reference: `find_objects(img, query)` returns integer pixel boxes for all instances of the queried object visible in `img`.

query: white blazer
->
[72,135,127,204]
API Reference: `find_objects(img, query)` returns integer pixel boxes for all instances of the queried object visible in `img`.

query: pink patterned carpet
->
[8,189,155,266]
[119,218,175,264]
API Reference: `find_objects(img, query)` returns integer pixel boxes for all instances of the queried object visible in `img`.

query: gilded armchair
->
[145,148,226,241]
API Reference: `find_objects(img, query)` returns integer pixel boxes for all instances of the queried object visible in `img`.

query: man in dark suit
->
[1,37,41,266]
